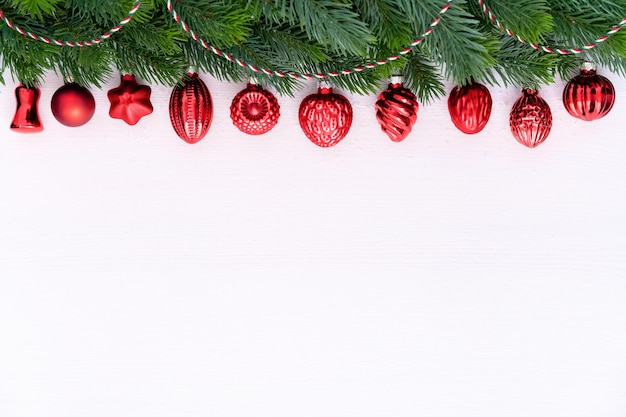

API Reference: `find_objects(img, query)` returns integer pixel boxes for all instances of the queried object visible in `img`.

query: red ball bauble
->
[448,82,492,134]
[11,84,43,133]
[375,79,418,142]
[169,72,213,144]
[108,74,153,125]
[299,86,352,148]
[230,83,280,135]
[510,88,552,148]
[563,66,615,121]
[51,83,96,127]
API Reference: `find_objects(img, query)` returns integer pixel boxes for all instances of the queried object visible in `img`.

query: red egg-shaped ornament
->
[11,84,43,133]
[375,77,418,142]
[448,82,492,134]
[509,88,552,148]
[563,65,615,121]
[169,72,213,144]
[230,83,280,135]
[299,85,352,148]
[51,83,96,127]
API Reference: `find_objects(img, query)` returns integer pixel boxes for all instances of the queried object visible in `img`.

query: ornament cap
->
[390,75,404,85]
[582,61,597,72]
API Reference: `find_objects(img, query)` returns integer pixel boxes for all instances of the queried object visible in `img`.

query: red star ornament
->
[107,74,153,125]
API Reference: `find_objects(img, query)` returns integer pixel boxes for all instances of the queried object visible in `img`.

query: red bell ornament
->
[11,84,43,133]
[299,84,352,148]
[448,82,492,134]
[230,82,280,135]
[563,63,615,121]
[51,82,96,127]
[108,74,153,125]
[509,88,552,148]
[375,76,418,142]
[169,72,213,144]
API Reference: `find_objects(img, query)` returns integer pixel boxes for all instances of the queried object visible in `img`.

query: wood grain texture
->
[1,70,625,417]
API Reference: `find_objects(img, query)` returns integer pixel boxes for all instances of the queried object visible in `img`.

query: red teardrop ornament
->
[299,86,352,148]
[375,81,418,142]
[169,72,213,144]
[448,82,492,134]
[51,83,96,127]
[11,84,43,133]
[563,67,615,121]
[230,83,280,135]
[509,88,552,148]
[108,74,153,125]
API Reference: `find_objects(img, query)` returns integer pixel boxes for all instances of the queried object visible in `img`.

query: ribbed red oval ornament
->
[509,89,552,148]
[563,68,615,121]
[448,82,492,134]
[375,82,418,142]
[298,87,352,148]
[230,83,280,135]
[169,72,213,144]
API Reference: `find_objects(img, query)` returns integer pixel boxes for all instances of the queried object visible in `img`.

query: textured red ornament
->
[107,74,153,125]
[509,89,552,148]
[230,83,280,135]
[51,83,96,127]
[563,67,615,121]
[374,81,418,142]
[169,72,213,144]
[11,84,43,133]
[448,82,492,134]
[299,86,352,147]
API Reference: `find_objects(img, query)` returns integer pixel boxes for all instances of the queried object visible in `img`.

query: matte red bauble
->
[169,72,213,144]
[51,83,96,127]
[448,82,492,134]
[299,86,352,147]
[509,88,552,148]
[108,74,153,125]
[375,79,418,142]
[11,84,43,133]
[230,83,280,135]
[563,66,615,121]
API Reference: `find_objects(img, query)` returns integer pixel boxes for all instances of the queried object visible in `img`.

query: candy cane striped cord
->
[0,0,141,46]
[477,0,626,55]
[167,0,453,80]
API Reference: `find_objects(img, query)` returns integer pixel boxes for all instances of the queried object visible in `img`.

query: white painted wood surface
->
[1,69,625,417]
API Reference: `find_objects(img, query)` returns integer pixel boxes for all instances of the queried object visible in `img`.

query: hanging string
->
[477,0,626,55]
[166,0,453,80]
[0,0,141,47]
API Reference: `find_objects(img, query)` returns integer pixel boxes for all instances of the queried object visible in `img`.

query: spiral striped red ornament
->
[169,72,213,144]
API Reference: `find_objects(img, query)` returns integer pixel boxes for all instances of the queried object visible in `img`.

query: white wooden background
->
[1,68,625,417]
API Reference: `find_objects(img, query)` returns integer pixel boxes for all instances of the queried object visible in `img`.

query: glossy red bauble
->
[51,83,96,127]
[509,88,552,148]
[448,82,492,134]
[169,72,213,144]
[375,81,418,142]
[299,86,352,148]
[11,84,43,133]
[108,74,153,125]
[230,83,280,135]
[563,68,615,121]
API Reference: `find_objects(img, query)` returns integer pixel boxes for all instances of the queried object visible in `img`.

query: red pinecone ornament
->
[299,86,352,147]
[448,82,492,134]
[51,83,96,127]
[169,72,213,144]
[563,65,615,121]
[108,74,153,125]
[510,88,552,148]
[230,83,280,135]
[375,80,418,142]
[11,84,43,133]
